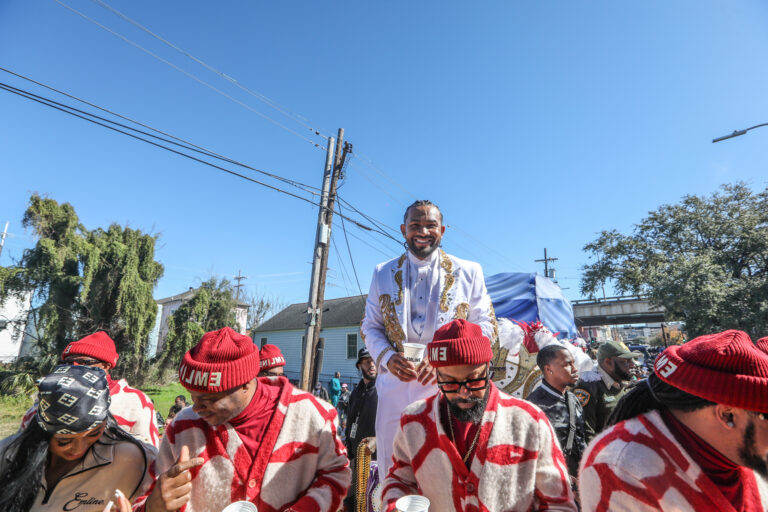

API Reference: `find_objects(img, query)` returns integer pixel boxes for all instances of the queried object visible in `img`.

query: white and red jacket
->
[133,377,351,512]
[579,410,768,511]
[21,376,159,448]
[382,384,576,511]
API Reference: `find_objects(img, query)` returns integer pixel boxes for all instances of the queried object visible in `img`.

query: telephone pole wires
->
[300,128,351,390]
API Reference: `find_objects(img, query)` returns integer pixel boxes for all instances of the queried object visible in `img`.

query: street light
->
[712,122,768,143]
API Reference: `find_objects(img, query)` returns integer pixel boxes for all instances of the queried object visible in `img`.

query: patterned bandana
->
[36,364,111,435]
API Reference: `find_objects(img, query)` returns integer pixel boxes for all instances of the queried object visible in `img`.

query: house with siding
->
[252,295,366,387]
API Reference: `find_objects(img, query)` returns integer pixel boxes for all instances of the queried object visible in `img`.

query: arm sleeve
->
[132,425,179,512]
[466,263,497,341]
[380,421,419,511]
[532,415,578,511]
[579,460,657,512]
[285,411,352,512]
[361,269,396,372]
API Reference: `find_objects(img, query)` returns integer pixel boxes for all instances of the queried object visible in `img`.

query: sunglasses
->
[60,357,103,366]
[436,366,492,394]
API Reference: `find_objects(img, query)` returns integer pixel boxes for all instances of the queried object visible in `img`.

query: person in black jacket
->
[526,344,587,480]
[344,348,378,511]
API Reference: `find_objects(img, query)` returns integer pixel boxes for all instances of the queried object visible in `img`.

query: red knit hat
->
[427,319,493,368]
[179,327,260,392]
[61,331,119,368]
[654,330,768,413]
[756,337,768,355]
[259,344,286,371]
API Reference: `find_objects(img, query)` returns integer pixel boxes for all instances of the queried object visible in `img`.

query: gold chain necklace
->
[446,402,482,464]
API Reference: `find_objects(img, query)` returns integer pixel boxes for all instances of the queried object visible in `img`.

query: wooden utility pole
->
[0,221,8,260]
[234,270,247,301]
[535,248,558,280]
[300,129,350,390]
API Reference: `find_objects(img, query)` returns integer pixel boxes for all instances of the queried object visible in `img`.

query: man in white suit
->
[361,200,497,481]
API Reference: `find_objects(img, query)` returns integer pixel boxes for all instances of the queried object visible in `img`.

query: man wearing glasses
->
[580,330,768,511]
[19,331,160,447]
[381,319,576,511]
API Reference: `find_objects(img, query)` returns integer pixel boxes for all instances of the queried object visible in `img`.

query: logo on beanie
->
[179,363,222,388]
[655,354,678,378]
[260,356,285,368]
[430,346,448,362]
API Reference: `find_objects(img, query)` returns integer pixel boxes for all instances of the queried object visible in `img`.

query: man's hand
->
[146,445,204,512]
[386,353,418,382]
[416,359,436,386]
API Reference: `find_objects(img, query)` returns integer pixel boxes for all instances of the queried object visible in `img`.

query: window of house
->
[347,333,358,359]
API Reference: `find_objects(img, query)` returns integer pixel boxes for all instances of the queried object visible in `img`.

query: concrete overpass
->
[572,296,665,326]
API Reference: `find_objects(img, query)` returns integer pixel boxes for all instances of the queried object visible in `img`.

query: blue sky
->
[1,1,767,309]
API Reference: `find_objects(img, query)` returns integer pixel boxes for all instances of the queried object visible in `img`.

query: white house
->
[0,292,35,363]
[252,295,366,387]
[149,288,249,358]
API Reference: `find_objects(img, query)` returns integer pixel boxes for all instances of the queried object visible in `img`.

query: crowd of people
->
[1,199,767,512]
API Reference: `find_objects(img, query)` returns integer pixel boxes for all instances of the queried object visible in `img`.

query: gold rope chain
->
[446,403,482,465]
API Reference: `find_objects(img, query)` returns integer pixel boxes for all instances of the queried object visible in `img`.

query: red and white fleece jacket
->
[382,384,577,512]
[133,377,351,512]
[21,377,159,448]
[579,410,768,511]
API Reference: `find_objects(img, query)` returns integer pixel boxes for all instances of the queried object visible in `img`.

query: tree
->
[581,183,768,339]
[157,277,242,373]
[245,290,285,333]
[0,195,163,384]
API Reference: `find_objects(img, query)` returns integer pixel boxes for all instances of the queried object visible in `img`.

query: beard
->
[406,237,440,259]
[447,391,489,423]
[362,368,376,382]
[739,420,768,477]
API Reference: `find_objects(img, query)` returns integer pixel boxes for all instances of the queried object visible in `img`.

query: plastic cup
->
[222,502,258,512]
[402,343,426,363]
[395,495,430,512]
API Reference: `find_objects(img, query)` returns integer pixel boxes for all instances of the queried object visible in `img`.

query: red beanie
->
[62,331,119,368]
[427,319,493,368]
[756,337,768,355]
[179,327,260,392]
[654,330,768,413]
[259,344,286,371]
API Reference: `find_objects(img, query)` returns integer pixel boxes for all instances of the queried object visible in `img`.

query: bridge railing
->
[571,295,647,306]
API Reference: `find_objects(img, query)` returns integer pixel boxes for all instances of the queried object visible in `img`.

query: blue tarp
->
[486,272,578,339]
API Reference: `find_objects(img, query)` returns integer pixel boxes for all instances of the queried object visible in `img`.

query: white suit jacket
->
[361,250,497,372]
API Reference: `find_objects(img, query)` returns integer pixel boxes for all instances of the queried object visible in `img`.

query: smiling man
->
[527,345,587,479]
[381,320,576,512]
[361,200,497,481]
[134,327,350,512]
[580,330,768,511]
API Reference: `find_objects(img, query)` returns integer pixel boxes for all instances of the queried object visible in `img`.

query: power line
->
[0,66,319,195]
[53,0,326,150]
[0,80,391,236]
[336,201,365,299]
[90,0,332,140]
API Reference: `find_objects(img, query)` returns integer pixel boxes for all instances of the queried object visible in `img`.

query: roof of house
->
[157,287,249,308]
[253,294,367,332]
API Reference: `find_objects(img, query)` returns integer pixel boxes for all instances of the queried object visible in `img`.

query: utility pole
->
[0,221,8,260]
[300,129,351,390]
[535,248,558,280]
[233,270,247,301]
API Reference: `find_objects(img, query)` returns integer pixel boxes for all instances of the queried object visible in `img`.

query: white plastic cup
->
[395,495,430,512]
[222,502,258,512]
[402,343,426,363]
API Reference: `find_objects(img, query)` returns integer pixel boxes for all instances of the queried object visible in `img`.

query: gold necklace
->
[446,402,482,464]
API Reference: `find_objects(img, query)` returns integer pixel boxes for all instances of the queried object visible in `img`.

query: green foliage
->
[157,278,241,372]
[0,194,163,386]
[581,183,768,338]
